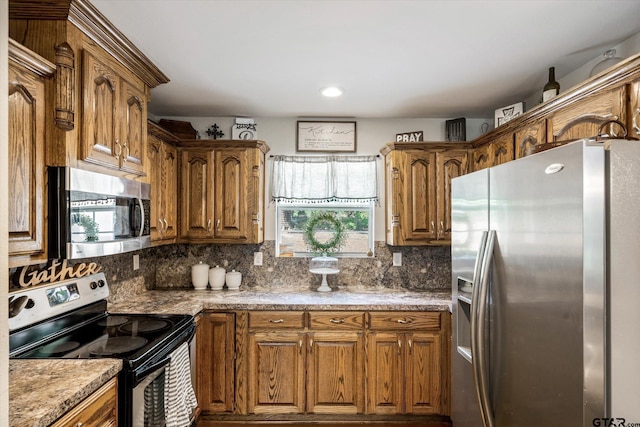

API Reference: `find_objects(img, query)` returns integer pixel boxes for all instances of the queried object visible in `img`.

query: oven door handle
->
[135,356,171,382]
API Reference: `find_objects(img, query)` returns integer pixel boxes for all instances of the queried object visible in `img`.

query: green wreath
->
[303,211,346,254]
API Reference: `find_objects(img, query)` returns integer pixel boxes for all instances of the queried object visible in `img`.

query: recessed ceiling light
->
[321,86,343,97]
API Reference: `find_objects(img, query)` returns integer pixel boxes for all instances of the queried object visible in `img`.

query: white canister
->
[191,262,210,290]
[225,270,242,290]
[208,265,226,290]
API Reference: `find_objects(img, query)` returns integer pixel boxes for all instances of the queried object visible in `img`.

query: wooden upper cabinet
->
[383,143,470,246]
[179,141,268,244]
[81,48,147,176]
[471,143,491,171]
[548,86,626,142]
[436,150,468,241]
[8,40,54,267]
[180,148,215,241]
[148,121,179,244]
[472,133,513,171]
[515,120,547,159]
[630,79,640,140]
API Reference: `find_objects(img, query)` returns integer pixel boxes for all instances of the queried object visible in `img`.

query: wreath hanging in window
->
[303,211,346,254]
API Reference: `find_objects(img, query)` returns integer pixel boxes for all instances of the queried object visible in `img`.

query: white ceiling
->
[92,0,640,119]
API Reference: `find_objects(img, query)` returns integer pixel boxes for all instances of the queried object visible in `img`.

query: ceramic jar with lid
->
[208,265,226,290]
[191,261,210,290]
[226,270,242,290]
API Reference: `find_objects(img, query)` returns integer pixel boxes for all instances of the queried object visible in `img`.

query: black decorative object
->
[205,124,224,140]
[446,117,466,141]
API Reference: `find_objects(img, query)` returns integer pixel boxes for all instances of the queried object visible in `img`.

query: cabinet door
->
[472,144,491,171]
[82,50,120,170]
[8,62,47,262]
[119,78,146,175]
[162,143,178,240]
[198,313,235,413]
[366,332,403,414]
[50,377,118,427]
[548,86,626,142]
[515,120,546,159]
[306,331,365,414]
[491,133,514,166]
[404,332,444,415]
[180,149,215,240]
[147,135,163,242]
[436,150,468,241]
[630,79,640,140]
[213,148,250,241]
[248,331,306,414]
[401,150,437,243]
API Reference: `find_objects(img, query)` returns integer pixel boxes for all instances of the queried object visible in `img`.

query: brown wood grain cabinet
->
[147,121,179,244]
[381,142,470,246]
[547,86,627,142]
[8,40,54,267]
[515,120,547,159]
[197,313,236,414]
[366,312,450,416]
[178,140,268,244]
[9,0,168,180]
[50,377,118,427]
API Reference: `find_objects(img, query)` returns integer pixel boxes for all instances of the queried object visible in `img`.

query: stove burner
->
[38,340,80,356]
[97,316,129,327]
[120,319,170,334]
[88,336,148,356]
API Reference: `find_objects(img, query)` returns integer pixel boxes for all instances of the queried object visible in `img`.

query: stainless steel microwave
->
[48,167,151,260]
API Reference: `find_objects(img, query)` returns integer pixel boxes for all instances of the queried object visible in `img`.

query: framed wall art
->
[296,121,357,152]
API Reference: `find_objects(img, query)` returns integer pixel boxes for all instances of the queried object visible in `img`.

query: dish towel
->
[164,342,198,427]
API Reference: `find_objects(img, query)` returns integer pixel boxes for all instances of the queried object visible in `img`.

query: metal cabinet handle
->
[408,339,413,355]
[268,319,284,323]
[309,338,314,353]
[633,108,640,134]
[329,318,345,324]
[158,218,164,234]
[396,318,412,324]
[216,219,221,231]
[398,339,402,355]
[206,219,212,232]
[299,339,303,354]
[431,221,435,233]
[163,219,168,232]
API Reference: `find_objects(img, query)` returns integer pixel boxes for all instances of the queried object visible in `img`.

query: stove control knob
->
[98,280,105,288]
[90,281,98,290]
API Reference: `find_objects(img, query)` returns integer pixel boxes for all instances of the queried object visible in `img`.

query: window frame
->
[275,201,375,258]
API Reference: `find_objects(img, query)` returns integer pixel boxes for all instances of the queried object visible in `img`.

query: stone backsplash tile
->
[8,241,451,294]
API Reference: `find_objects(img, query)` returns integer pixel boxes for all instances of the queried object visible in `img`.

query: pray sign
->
[396,131,424,142]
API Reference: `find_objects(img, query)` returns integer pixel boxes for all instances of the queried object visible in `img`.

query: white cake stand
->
[309,267,340,292]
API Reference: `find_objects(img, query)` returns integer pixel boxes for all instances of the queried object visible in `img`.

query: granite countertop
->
[9,359,122,427]
[108,286,452,315]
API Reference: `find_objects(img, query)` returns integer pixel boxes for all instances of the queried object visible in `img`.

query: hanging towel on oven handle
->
[164,341,197,427]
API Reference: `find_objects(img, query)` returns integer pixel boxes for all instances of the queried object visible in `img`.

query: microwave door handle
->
[137,198,145,237]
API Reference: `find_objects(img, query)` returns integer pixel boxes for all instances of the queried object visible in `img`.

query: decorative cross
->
[206,124,224,140]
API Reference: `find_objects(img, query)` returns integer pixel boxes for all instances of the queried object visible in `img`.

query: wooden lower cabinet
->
[197,313,235,413]
[201,310,449,420]
[51,377,118,427]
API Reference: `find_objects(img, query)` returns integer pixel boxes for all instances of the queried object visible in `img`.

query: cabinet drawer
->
[51,377,117,427]
[249,311,305,329]
[309,311,365,330]
[368,312,441,331]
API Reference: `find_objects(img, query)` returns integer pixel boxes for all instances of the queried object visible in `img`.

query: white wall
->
[159,116,491,241]
[2,0,10,424]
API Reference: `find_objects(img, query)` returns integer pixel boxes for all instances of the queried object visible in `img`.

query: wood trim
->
[148,119,181,143]
[178,139,271,154]
[380,141,472,156]
[8,38,55,76]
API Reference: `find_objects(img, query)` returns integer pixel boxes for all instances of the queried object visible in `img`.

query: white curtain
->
[270,155,379,203]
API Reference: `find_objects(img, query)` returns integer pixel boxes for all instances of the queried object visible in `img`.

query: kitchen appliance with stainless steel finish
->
[48,166,151,259]
[451,139,640,426]
[9,272,195,427]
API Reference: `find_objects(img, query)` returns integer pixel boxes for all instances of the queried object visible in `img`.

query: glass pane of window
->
[276,203,374,258]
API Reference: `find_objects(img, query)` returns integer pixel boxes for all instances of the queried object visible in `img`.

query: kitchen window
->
[271,155,378,258]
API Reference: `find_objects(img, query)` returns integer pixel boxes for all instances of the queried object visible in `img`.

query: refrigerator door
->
[488,141,591,426]
[452,168,489,427]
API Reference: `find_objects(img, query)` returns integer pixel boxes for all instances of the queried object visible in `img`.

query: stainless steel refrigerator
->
[451,139,640,427]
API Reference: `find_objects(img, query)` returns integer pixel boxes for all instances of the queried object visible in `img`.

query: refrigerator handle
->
[470,231,488,425]
[477,230,496,427]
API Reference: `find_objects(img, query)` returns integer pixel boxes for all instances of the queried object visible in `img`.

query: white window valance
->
[270,155,379,203]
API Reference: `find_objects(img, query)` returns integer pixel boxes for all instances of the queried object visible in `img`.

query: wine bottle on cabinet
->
[542,66,560,102]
